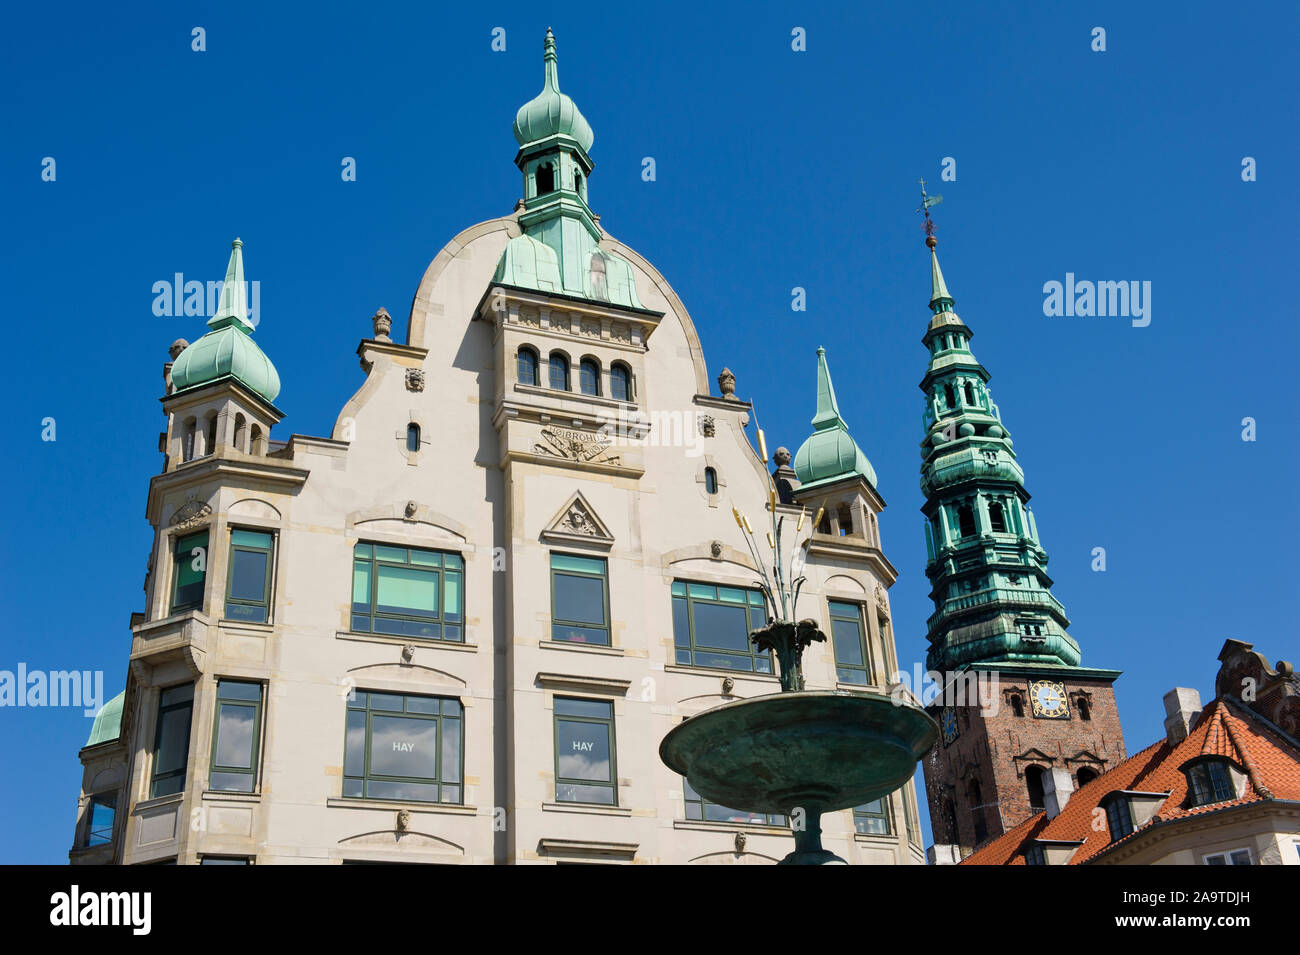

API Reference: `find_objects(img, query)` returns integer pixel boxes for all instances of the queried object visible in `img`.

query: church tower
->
[914,207,1126,863]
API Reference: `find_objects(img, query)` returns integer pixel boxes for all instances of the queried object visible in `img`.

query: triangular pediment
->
[1012,747,1055,764]
[541,491,614,549]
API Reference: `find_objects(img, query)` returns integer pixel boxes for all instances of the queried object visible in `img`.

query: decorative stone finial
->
[718,367,736,399]
[169,339,189,360]
[372,307,393,342]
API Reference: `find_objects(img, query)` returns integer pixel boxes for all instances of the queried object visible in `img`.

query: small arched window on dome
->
[589,252,608,301]
[406,423,421,453]
[536,161,555,195]
[204,412,219,457]
[988,501,1007,533]
[518,346,540,386]
[944,383,957,410]
[609,362,632,402]
[836,504,853,536]
[183,417,198,462]
[704,467,718,495]
[574,170,583,198]
[965,381,976,407]
[549,352,570,391]
[250,424,265,456]
[579,358,601,396]
[957,504,976,538]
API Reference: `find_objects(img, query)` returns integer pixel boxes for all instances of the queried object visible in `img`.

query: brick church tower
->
[912,201,1126,863]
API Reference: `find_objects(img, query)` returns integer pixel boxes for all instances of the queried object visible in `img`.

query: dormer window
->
[1186,758,1237,807]
[1101,793,1134,840]
[1025,844,1046,866]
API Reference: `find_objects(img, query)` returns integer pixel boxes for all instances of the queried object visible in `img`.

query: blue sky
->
[1,1,1296,862]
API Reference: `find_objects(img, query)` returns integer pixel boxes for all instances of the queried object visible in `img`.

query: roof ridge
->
[1220,708,1276,799]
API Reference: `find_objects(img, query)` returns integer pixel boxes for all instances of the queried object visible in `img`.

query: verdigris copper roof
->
[513,28,594,154]
[170,239,281,403]
[792,347,878,490]
[85,691,124,747]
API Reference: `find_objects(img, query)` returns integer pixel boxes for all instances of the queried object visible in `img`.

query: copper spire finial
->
[916,177,943,249]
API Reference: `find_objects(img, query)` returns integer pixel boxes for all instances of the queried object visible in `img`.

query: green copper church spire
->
[915,207,1083,673]
[209,237,254,332]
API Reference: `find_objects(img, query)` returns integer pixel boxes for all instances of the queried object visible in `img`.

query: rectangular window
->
[170,530,209,614]
[83,793,116,847]
[550,554,609,645]
[554,697,616,805]
[351,543,464,641]
[200,856,253,865]
[829,600,871,684]
[684,779,785,826]
[225,529,274,623]
[209,680,264,793]
[670,581,771,673]
[343,691,462,803]
[150,683,194,798]
[853,798,891,835]
[1204,849,1253,866]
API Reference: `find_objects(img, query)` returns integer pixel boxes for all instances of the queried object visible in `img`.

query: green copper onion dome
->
[85,691,124,747]
[170,239,281,403]
[792,347,878,489]
[513,28,594,154]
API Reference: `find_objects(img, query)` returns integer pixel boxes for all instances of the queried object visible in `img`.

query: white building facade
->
[70,30,924,866]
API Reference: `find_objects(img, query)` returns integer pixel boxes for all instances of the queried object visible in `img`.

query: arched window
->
[183,417,197,462]
[233,414,247,453]
[579,358,601,396]
[944,383,957,409]
[536,161,555,195]
[988,501,1006,533]
[609,363,631,401]
[967,779,987,843]
[1010,693,1025,718]
[957,504,976,538]
[204,412,219,456]
[548,352,570,391]
[250,424,265,456]
[837,504,853,536]
[941,796,959,844]
[965,381,976,406]
[517,347,539,386]
[406,423,421,453]
[1076,767,1099,788]
[574,171,583,197]
[704,467,718,495]
[1078,697,1092,721]
[1025,765,1046,810]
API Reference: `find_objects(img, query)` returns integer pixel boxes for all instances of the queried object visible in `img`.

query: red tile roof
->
[962,697,1300,865]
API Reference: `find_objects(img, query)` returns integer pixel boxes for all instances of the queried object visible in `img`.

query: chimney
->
[1163,687,1202,746]
[1042,768,1075,819]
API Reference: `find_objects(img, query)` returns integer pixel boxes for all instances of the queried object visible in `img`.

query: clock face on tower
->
[1029,680,1069,719]
[941,706,959,745]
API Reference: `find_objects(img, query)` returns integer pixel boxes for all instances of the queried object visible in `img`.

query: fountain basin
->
[660,690,938,820]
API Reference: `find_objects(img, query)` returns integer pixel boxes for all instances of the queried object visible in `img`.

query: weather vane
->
[916,177,942,241]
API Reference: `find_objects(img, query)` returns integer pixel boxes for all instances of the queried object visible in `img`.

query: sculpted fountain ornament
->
[659,430,938,864]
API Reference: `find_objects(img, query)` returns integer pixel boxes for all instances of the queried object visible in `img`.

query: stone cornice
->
[147,457,309,523]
